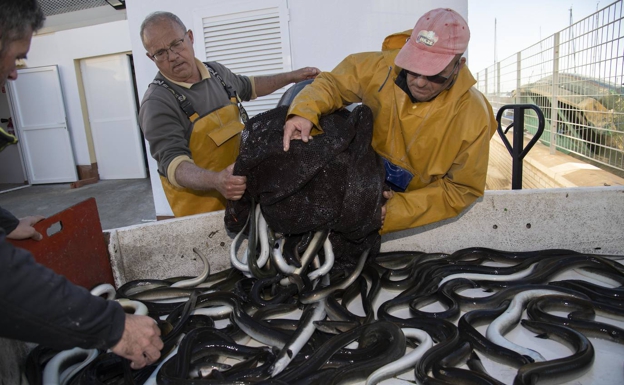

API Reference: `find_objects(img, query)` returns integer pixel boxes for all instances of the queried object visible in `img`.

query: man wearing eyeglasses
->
[282,8,497,234]
[139,12,320,217]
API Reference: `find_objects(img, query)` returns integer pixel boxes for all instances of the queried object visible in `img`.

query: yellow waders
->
[155,64,248,217]
[159,104,243,217]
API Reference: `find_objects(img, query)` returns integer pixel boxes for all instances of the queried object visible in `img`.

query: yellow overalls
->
[156,66,248,217]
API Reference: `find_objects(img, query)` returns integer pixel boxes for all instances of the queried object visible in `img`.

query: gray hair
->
[0,0,45,54]
[140,11,187,47]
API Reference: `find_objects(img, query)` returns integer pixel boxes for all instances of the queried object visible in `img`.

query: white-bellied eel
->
[325,321,406,385]
[408,277,475,321]
[486,289,585,362]
[191,291,291,348]
[432,339,507,385]
[257,209,271,268]
[277,230,329,287]
[90,283,116,300]
[157,326,274,382]
[365,328,433,385]
[299,246,370,305]
[271,238,297,275]
[459,300,534,368]
[283,230,329,281]
[125,286,213,302]
[170,247,210,288]
[42,347,99,385]
[116,298,149,316]
[478,254,624,289]
[270,299,327,376]
[438,262,538,287]
[272,321,404,384]
[549,279,624,308]
[451,281,591,312]
[526,294,624,343]
[230,203,252,273]
[247,202,277,279]
[514,319,595,385]
[574,266,623,287]
[249,275,299,307]
[116,279,171,298]
[306,237,335,282]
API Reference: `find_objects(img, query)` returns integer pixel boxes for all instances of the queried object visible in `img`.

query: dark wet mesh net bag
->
[224,104,385,268]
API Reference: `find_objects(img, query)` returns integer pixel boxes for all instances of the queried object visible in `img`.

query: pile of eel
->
[24,206,624,385]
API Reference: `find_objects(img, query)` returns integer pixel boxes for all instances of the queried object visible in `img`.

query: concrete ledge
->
[382,186,624,255]
[107,186,624,285]
[107,210,236,286]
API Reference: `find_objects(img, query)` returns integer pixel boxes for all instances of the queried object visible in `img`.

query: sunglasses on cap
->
[405,60,459,84]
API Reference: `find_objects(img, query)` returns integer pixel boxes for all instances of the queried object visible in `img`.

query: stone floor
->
[0,178,156,231]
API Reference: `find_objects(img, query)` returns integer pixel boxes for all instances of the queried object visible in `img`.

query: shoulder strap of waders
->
[204,63,249,124]
[151,79,199,123]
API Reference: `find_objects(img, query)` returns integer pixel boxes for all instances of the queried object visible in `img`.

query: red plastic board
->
[8,197,114,290]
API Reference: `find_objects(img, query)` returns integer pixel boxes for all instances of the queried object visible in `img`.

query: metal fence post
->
[484,68,488,95]
[550,32,560,155]
[516,52,521,104]
[497,61,501,97]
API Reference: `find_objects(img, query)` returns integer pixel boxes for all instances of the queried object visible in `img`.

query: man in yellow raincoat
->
[139,11,319,217]
[283,8,497,234]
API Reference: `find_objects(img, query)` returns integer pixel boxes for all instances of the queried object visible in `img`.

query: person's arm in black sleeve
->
[0,205,19,235]
[0,230,125,350]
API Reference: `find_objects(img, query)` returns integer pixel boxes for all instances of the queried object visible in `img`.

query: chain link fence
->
[475,0,624,175]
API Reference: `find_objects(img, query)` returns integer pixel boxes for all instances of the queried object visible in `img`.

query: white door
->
[6,66,77,184]
[0,91,27,186]
[80,54,146,180]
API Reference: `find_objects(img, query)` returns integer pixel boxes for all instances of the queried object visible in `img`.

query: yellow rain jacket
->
[287,36,497,234]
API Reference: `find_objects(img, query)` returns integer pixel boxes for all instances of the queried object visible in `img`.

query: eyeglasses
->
[150,32,188,62]
[405,60,459,84]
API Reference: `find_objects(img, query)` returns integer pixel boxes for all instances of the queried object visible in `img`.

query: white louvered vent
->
[202,7,290,118]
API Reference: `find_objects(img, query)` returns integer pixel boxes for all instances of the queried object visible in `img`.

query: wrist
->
[288,71,297,84]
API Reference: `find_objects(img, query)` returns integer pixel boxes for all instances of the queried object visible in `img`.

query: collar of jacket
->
[394,69,417,103]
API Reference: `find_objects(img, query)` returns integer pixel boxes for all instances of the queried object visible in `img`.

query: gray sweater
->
[139,60,253,178]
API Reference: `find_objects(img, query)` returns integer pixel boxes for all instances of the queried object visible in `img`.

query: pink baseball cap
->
[395,8,470,76]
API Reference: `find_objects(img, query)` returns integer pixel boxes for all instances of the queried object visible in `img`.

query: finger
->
[283,126,293,152]
[31,215,45,224]
[144,347,161,362]
[130,356,147,370]
[32,231,43,241]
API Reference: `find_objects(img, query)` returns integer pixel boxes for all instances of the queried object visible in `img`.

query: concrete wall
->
[107,186,624,286]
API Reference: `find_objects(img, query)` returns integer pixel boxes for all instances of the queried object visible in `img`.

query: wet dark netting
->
[224,104,386,267]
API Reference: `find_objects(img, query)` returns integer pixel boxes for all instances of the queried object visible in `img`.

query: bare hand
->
[381,190,394,226]
[283,116,314,152]
[110,314,163,369]
[7,215,45,241]
[291,67,320,82]
[217,163,247,200]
